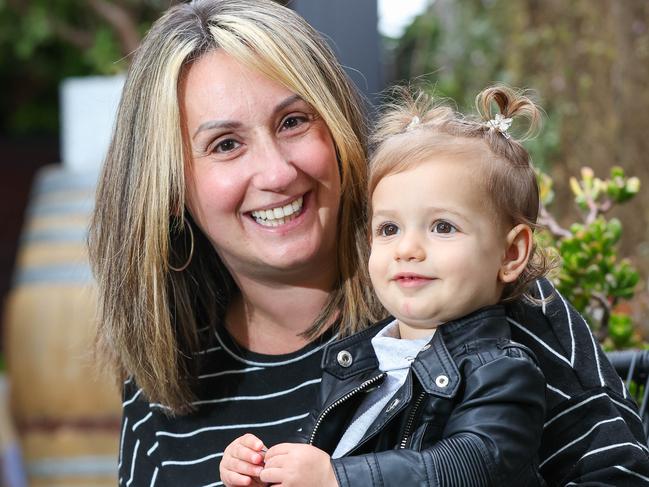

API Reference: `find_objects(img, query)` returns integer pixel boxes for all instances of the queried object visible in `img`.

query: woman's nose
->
[251,137,298,191]
[395,232,426,261]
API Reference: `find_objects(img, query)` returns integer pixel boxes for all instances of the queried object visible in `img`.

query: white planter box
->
[60,75,125,173]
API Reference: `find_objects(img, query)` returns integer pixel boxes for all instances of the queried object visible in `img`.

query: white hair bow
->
[485,113,513,138]
[406,116,420,132]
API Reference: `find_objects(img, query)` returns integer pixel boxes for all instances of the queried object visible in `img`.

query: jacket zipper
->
[308,372,386,445]
[398,390,427,449]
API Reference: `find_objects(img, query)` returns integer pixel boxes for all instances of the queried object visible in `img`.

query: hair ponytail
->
[476,85,542,141]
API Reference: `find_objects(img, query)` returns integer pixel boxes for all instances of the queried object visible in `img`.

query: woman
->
[88,0,649,485]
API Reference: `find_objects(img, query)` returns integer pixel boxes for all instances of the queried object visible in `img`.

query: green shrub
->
[538,166,642,349]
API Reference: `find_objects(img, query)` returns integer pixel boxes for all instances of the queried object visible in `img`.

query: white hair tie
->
[485,113,512,139]
[406,116,420,132]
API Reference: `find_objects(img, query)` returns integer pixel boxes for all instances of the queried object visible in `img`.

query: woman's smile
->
[249,194,304,227]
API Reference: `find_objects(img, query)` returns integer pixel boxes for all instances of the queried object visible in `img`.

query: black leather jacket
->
[308,306,547,487]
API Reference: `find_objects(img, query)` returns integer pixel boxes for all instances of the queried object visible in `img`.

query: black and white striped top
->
[507,279,649,485]
[118,279,649,486]
[118,324,335,487]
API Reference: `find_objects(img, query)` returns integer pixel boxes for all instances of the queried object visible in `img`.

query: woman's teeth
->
[251,196,304,227]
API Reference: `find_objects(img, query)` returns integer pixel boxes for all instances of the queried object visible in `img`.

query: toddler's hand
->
[220,433,267,487]
[260,443,337,487]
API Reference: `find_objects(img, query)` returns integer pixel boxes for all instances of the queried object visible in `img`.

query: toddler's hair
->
[368,84,550,302]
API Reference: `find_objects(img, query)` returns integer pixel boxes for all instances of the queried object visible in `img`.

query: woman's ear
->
[499,224,533,283]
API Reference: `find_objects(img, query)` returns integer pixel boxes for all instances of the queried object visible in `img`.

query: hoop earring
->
[169,223,194,272]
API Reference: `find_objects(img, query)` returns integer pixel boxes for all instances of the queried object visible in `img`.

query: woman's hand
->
[260,443,337,487]
[220,433,268,487]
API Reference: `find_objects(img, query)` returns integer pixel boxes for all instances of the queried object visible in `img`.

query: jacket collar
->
[439,305,510,352]
[322,305,509,398]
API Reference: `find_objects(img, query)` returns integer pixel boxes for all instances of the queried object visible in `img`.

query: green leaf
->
[609,312,634,348]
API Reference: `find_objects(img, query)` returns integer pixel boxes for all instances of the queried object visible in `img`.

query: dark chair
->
[607,349,649,441]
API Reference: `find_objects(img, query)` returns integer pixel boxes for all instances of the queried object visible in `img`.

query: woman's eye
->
[378,223,400,237]
[214,139,240,153]
[432,221,457,234]
[281,115,307,131]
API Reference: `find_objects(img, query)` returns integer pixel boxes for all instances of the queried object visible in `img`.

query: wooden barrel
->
[2,165,120,486]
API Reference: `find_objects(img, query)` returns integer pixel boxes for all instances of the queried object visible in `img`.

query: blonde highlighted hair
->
[368,84,550,301]
[89,0,381,412]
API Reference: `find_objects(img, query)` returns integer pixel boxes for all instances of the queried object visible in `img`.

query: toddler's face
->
[368,156,509,339]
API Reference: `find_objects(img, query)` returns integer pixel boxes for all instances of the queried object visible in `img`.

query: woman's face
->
[182,50,341,283]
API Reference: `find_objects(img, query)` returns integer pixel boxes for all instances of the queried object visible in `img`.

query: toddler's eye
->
[432,221,457,234]
[378,223,400,237]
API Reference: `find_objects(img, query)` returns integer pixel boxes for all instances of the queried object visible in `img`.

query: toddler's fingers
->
[232,443,265,465]
[264,442,294,460]
[260,453,285,470]
[258,466,283,484]
[239,433,266,451]
[221,456,264,478]
[224,436,265,465]
[220,468,255,487]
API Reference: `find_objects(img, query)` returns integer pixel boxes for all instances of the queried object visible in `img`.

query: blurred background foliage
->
[537,166,642,349]
[383,0,649,347]
[0,0,169,135]
[1,0,649,347]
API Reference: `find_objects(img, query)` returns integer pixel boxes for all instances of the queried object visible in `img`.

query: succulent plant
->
[538,166,642,349]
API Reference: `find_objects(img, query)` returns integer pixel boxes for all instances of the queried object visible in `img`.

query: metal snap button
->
[337,350,353,367]
[435,374,449,388]
[385,398,400,413]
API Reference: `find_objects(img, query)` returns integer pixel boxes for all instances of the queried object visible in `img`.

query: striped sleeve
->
[507,278,649,486]
[118,379,161,487]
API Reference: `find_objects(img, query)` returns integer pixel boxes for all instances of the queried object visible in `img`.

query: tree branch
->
[50,20,95,51]
[87,0,141,56]
[538,205,572,239]
[599,199,613,214]
[585,197,613,225]
[585,198,598,225]
[591,291,612,341]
